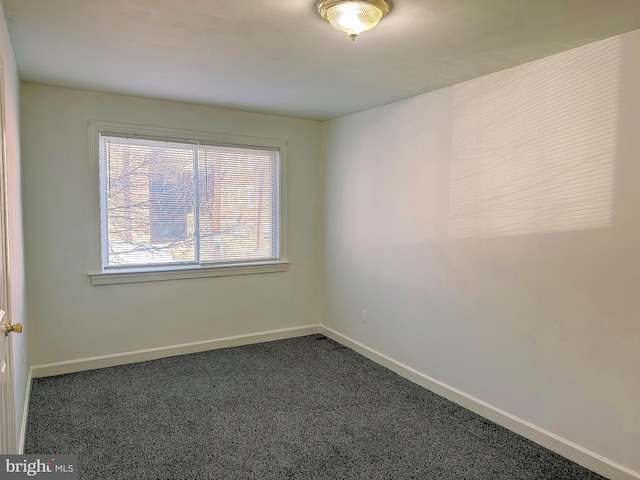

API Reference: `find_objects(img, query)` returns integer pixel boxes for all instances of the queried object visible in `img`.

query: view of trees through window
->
[100,135,279,269]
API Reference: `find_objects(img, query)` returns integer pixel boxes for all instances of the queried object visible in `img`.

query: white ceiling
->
[3,0,640,121]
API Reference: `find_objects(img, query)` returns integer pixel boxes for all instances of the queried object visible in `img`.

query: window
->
[89,122,288,285]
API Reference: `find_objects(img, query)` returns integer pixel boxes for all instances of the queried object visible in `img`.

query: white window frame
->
[88,121,288,285]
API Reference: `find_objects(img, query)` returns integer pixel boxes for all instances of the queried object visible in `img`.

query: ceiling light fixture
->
[317,0,390,41]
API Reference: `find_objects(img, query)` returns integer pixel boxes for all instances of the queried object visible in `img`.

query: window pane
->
[101,136,197,268]
[98,132,280,271]
[198,145,279,264]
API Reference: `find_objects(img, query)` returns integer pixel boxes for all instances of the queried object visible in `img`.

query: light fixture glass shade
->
[318,0,390,40]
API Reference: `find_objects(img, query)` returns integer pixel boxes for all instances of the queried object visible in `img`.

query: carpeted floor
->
[25,335,607,479]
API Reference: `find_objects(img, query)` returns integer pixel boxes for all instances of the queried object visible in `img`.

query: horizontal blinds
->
[197,145,278,264]
[99,135,279,269]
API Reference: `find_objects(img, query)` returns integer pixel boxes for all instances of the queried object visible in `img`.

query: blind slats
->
[99,135,279,269]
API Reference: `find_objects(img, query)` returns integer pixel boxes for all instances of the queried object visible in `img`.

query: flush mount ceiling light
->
[317,0,390,41]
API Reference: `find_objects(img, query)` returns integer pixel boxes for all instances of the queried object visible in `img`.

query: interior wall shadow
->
[447,37,620,238]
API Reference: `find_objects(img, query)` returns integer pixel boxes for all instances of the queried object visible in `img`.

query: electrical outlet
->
[361,309,368,324]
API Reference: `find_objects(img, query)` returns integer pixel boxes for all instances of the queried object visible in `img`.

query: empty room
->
[0,0,639,479]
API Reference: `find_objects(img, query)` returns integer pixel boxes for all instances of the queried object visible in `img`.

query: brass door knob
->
[4,322,22,334]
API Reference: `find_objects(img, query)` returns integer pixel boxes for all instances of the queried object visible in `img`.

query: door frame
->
[0,58,17,454]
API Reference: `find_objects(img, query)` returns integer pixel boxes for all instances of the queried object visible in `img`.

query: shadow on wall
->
[447,37,621,238]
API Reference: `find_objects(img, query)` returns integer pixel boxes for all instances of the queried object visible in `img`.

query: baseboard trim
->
[32,325,321,378]
[18,367,33,454]
[320,326,640,480]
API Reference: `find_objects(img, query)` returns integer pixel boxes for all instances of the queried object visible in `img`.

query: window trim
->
[88,121,288,285]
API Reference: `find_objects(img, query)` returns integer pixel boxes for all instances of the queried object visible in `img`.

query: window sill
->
[89,261,289,285]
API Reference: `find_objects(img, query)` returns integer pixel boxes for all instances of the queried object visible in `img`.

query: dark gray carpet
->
[25,335,607,479]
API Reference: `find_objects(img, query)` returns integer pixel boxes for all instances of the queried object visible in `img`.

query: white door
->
[0,62,17,454]
[0,308,15,454]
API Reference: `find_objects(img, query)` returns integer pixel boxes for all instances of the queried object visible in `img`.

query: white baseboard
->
[320,326,640,480]
[18,366,32,454]
[31,325,321,378]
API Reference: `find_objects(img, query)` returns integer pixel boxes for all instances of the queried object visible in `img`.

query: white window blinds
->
[99,134,280,269]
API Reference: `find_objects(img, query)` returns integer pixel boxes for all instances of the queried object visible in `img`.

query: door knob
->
[4,322,22,334]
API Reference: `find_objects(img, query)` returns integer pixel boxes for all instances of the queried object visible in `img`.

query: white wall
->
[21,84,323,366]
[0,2,27,450]
[323,30,640,476]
